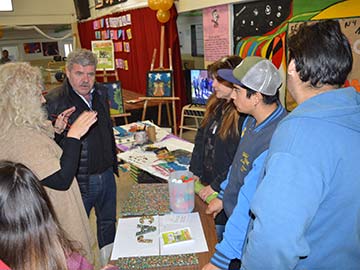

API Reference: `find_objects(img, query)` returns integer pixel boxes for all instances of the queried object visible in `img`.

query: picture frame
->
[146,70,173,97]
[23,42,41,54]
[42,42,59,56]
[102,81,125,115]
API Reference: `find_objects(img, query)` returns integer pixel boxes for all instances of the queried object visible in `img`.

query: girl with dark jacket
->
[189,56,246,241]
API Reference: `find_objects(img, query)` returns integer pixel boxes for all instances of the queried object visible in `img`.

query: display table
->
[111,183,216,269]
[122,89,179,134]
[112,121,217,268]
[123,89,167,112]
[113,120,171,152]
[116,135,194,181]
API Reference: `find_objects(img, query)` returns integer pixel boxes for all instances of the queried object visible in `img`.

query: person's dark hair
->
[0,160,78,270]
[288,19,353,88]
[202,55,243,140]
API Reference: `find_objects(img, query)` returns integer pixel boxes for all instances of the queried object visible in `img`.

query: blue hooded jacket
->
[241,87,360,270]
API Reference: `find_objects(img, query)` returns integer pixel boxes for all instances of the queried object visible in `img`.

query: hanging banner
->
[95,0,128,10]
[91,40,115,70]
[203,4,231,64]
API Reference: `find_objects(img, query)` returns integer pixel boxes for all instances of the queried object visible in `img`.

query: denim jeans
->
[81,167,116,249]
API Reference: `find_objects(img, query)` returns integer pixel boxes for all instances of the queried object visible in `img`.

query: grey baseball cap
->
[218,56,282,96]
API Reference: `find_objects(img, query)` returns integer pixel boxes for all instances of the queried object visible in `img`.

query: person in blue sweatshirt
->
[240,20,360,270]
[203,56,287,270]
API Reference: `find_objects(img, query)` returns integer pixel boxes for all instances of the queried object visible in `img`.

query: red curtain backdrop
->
[77,6,186,118]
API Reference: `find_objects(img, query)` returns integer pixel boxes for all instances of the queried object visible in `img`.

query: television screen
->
[190,69,214,105]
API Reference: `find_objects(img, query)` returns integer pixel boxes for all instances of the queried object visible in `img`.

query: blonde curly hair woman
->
[0,62,99,266]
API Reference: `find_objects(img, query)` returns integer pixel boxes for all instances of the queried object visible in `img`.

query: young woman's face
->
[212,77,233,101]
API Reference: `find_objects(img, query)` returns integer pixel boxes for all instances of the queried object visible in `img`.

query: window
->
[0,0,13,11]
[64,43,73,57]
[0,46,18,61]
[190,24,204,57]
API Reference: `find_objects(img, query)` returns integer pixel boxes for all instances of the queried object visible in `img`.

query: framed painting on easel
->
[102,81,125,115]
[146,70,173,97]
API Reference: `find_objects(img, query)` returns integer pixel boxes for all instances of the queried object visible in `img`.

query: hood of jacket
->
[284,87,360,132]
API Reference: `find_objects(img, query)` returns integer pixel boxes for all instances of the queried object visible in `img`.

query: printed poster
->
[203,4,231,63]
[91,40,115,70]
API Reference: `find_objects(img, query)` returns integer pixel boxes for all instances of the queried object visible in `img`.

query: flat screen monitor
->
[189,69,214,105]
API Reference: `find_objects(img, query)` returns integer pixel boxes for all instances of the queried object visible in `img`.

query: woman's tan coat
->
[0,124,97,264]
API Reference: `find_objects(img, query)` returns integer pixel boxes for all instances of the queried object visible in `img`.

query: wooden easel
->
[96,69,131,125]
[96,69,118,83]
[140,25,180,135]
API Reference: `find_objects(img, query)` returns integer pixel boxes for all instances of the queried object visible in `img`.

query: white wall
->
[0,0,76,25]
[0,41,72,63]
[88,0,252,19]
[0,0,252,26]
[0,0,76,61]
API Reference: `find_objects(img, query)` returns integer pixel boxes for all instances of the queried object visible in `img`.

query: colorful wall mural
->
[233,0,360,110]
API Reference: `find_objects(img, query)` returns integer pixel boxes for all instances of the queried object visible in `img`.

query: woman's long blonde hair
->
[202,56,243,140]
[0,62,51,138]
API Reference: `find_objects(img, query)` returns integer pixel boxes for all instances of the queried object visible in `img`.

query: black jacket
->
[45,79,118,195]
[190,102,245,192]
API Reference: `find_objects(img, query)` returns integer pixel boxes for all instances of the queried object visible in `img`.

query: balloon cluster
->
[148,0,174,24]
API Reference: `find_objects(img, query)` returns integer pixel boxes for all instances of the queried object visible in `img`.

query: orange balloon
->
[156,9,171,24]
[158,0,173,11]
[148,0,160,11]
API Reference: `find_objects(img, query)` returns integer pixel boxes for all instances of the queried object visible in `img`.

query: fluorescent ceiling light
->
[0,0,13,11]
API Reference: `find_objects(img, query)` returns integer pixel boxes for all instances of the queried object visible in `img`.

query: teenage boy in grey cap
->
[203,56,287,270]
